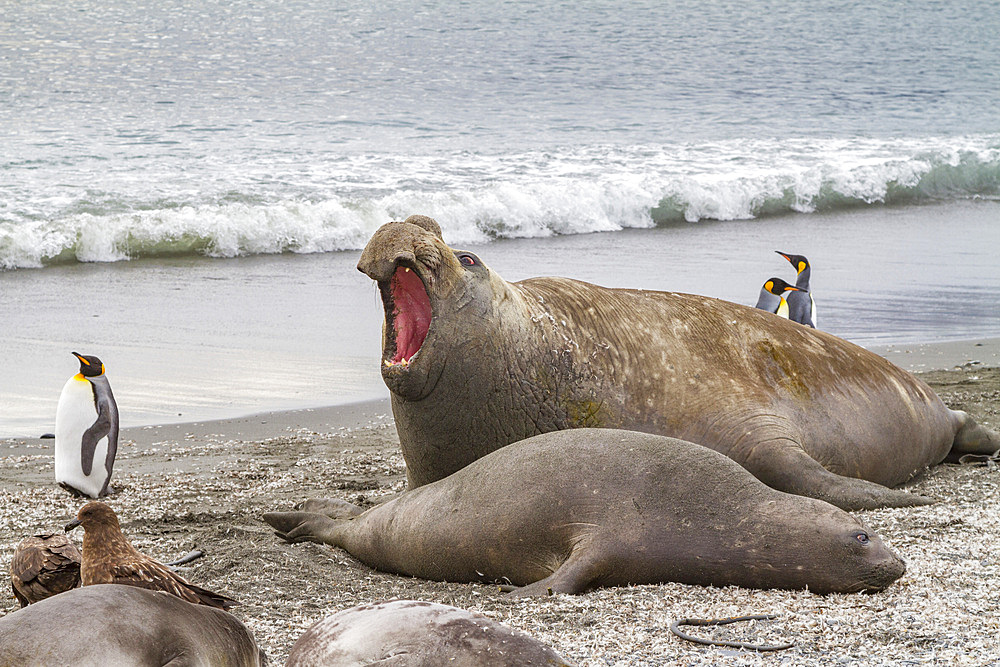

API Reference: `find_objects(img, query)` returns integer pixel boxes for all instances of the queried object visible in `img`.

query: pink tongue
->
[390,268,431,363]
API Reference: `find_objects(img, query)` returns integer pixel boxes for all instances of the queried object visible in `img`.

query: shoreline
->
[5,336,999,444]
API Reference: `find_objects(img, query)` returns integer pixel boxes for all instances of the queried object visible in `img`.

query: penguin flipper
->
[99,425,119,497]
[80,405,112,477]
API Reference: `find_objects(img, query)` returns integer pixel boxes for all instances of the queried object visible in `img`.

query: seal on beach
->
[356,216,1000,510]
[775,250,817,328]
[286,599,575,666]
[9,533,81,607]
[55,351,119,498]
[0,584,266,666]
[65,501,240,609]
[265,429,906,595]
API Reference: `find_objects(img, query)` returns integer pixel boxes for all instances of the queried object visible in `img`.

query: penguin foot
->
[58,482,91,498]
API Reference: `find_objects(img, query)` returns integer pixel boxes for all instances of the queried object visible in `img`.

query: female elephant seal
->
[265,429,906,595]
[356,215,998,510]
[287,600,575,666]
[0,584,266,666]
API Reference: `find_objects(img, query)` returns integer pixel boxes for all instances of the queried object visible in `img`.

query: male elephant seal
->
[356,215,999,510]
[265,429,905,595]
[0,584,266,666]
[286,599,575,666]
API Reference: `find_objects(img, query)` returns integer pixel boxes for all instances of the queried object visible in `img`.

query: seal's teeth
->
[384,359,393,367]
[404,267,410,272]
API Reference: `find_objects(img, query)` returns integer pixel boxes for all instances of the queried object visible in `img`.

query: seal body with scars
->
[0,584,266,667]
[266,429,906,596]
[286,600,575,666]
[356,216,999,510]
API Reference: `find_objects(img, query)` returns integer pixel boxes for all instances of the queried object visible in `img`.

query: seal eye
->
[458,254,476,267]
[854,532,870,545]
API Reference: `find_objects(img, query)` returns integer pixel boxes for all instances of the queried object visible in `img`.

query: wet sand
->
[1,339,998,665]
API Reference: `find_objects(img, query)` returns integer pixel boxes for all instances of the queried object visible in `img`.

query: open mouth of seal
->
[383,265,431,367]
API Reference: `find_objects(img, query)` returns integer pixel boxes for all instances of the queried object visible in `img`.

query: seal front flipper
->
[263,511,342,545]
[506,547,605,598]
[744,439,936,511]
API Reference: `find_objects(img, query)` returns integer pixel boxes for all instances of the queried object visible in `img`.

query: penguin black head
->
[72,352,106,378]
[762,277,801,295]
[775,251,810,275]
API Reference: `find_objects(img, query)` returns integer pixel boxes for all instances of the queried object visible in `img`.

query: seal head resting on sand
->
[265,429,906,596]
[357,215,999,510]
[286,600,575,666]
[0,584,266,667]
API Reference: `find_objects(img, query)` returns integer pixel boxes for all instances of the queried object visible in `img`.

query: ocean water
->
[2,0,999,435]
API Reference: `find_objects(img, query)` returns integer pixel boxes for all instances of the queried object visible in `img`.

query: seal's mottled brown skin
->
[266,429,906,595]
[357,216,999,510]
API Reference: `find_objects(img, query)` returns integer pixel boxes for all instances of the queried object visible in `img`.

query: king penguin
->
[775,250,818,328]
[754,277,801,319]
[55,352,119,498]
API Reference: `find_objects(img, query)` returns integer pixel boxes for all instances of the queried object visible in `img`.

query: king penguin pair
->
[55,352,119,498]
[755,251,818,328]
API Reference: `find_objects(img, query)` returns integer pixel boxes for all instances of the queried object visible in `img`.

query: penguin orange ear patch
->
[798,261,806,272]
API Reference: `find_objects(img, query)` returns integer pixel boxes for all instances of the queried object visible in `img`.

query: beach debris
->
[165,549,206,569]
[669,614,794,652]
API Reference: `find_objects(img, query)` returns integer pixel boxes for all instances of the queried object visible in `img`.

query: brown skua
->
[65,500,239,610]
[9,532,81,607]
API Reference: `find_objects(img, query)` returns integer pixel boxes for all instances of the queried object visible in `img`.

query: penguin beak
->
[64,519,81,532]
[72,352,89,366]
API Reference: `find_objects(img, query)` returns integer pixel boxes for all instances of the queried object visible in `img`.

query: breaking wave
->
[2,134,997,269]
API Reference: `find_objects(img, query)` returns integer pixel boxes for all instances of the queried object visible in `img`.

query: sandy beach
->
[1,338,998,666]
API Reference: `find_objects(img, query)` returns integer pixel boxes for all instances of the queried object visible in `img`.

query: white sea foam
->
[1,134,997,269]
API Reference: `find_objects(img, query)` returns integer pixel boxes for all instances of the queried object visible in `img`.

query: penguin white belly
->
[55,375,109,497]
[809,295,819,328]
[776,298,790,319]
